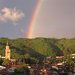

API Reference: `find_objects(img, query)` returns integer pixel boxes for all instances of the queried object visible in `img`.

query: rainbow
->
[27,0,43,38]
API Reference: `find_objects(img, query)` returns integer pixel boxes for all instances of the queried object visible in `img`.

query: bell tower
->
[5,41,10,60]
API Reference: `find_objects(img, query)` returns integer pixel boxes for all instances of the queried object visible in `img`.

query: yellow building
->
[5,41,10,60]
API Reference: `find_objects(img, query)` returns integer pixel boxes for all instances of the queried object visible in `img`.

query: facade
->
[5,41,11,60]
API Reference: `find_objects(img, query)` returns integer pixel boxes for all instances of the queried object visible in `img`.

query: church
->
[5,41,11,60]
[0,41,11,60]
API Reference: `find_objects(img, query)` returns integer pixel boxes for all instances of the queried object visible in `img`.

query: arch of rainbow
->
[27,0,43,38]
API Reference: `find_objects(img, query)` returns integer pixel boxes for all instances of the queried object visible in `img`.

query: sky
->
[0,0,75,39]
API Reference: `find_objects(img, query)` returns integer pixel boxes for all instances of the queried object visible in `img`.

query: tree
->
[2,59,10,67]
[0,58,3,65]
[64,48,75,71]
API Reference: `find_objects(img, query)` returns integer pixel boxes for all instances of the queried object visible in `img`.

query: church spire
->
[6,41,9,46]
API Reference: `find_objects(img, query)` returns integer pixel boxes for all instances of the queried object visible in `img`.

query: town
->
[0,38,75,75]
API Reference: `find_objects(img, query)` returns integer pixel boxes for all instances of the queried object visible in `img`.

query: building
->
[5,41,11,60]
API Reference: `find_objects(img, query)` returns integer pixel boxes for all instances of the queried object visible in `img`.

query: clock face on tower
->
[7,51,10,53]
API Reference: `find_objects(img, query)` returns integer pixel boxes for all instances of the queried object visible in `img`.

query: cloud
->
[0,7,25,23]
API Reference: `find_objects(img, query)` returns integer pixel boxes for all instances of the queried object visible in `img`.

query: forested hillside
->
[0,37,75,61]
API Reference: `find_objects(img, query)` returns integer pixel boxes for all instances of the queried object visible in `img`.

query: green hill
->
[0,37,75,61]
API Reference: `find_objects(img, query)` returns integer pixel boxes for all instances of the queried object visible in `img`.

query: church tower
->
[5,41,11,60]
